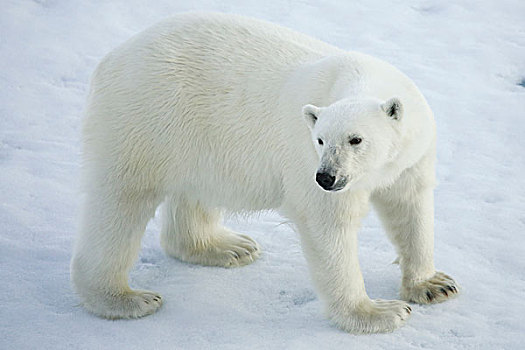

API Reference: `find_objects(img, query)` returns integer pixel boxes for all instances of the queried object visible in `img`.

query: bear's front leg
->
[372,155,459,304]
[289,192,411,334]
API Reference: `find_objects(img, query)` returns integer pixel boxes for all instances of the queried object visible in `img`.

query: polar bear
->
[71,12,459,333]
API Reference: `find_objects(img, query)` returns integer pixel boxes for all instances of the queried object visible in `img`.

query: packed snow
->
[1,0,524,349]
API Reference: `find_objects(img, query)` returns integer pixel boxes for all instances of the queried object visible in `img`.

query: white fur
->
[71,12,458,333]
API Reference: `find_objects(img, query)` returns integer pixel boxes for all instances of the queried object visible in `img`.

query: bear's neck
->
[280,54,368,110]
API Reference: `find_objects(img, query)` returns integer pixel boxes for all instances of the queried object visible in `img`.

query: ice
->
[1,0,524,348]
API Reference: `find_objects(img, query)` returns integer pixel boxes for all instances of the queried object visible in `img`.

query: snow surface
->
[1,0,524,349]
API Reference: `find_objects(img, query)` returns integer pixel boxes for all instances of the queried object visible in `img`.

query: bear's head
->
[303,97,403,192]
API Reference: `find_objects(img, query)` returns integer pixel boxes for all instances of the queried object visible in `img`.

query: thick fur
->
[71,12,458,333]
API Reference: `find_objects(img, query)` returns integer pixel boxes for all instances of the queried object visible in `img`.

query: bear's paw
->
[332,298,412,334]
[167,230,260,268]
[82,289,163,319]
[401,271,459,304]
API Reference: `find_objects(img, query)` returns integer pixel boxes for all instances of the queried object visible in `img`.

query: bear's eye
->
[349,137,362,145]
[317,138,324,145]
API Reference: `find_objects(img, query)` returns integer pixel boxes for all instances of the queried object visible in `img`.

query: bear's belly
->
[163,144,286,212]
[167,172,285,212]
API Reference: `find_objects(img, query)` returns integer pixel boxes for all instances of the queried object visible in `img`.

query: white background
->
[1,0,524,349]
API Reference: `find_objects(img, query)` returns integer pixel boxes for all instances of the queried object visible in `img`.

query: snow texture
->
[1,0,524,349]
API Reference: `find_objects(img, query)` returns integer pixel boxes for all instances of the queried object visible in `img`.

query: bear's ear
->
[303,104,320,129]
[381,98,403,121]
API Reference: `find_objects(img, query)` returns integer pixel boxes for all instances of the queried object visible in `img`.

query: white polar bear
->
[71,12,459,333]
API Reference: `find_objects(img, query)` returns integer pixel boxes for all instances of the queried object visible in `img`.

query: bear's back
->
[143,12,341,64]
[94,12,342,84]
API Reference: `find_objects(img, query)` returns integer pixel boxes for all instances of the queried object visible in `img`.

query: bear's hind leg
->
[71,189,163,319]
[160,195,260,267]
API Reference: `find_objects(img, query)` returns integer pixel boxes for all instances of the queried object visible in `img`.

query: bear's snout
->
[316,172,336,190]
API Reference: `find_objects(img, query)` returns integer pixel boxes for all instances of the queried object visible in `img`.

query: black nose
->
[316,172,336,190]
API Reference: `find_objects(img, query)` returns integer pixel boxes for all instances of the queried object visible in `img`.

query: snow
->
[1,0,524,349]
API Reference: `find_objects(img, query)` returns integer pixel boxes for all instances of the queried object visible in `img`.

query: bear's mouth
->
[329,177,348,192]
